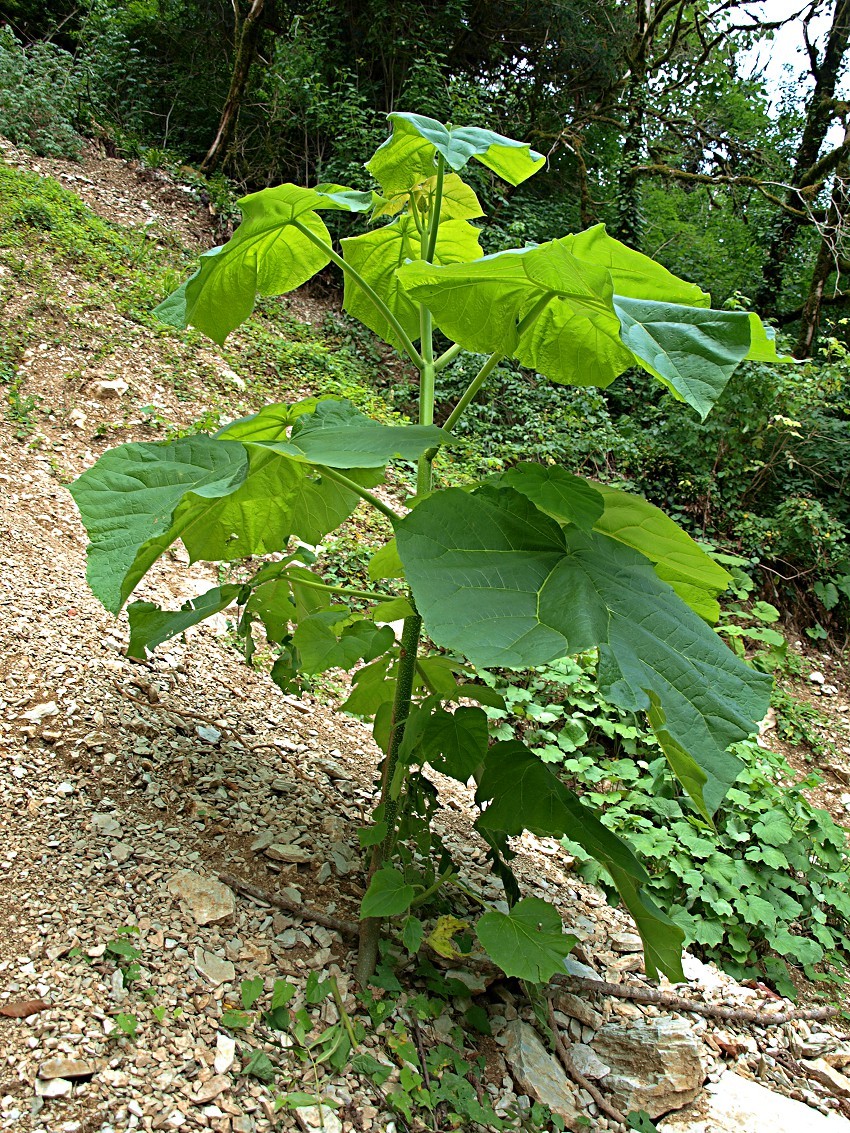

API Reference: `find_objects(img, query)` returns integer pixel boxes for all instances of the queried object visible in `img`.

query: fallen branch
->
[547,999,627,1130]
[219,871,359,939]
[555,974,837,1026]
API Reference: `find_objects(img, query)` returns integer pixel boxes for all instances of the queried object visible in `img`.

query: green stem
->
[356,613,423,987]
[410,868,455,910]
[291,219,423,369]
[318,466,401,523]
[416,308,436,497]
[441,292,553,433]
[448,877,492,909]
[281,573,391,604]
[442,351,504,433]
[423,155,445,264]
[329,977,358,1049]
[434,342,463,372]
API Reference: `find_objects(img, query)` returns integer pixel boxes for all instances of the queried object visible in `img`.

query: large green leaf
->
[476,741,685,980]
[360,866,415,917]
[367,113,545,194]
[341,215,482,347]
[476,898,577,983]
[373,172,484,222]
[395,486,771,814]
[217,398,446,470]
[476,741,649,878]
[492,463,604,531]
[70,437,359,613]
[400,239,768,415]
[614,297,752,419]
[293,611,395,675]
[277,397,446,468]
[127,584,242,658]
[420,706,489,782]
[606,866,686,981]
[154,184,372,344]
[745,314,794,363]
[398,240,632,387]
[565,225,710,307]
[593,484,731,622]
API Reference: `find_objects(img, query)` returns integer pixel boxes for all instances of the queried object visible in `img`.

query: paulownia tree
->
[70,113,787,986]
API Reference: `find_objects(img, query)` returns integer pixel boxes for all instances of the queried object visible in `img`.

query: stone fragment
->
[809,671,826,685]
[659,1071,850,1132]
[610,932,642,952]
[111,842,133,863]
[91,813,122,837]
[264,843,311,864]
[802,1059,850,1098]
[34,1078,72,1098]
[554,991,605,1032]
[21,701,59,723]
[568,1043,610,1080]
[38,1058,99,1081]
[91,378,129,399]
[592,1018,704,1118]
[294,1106,343,1133]
[563,956,599,981]
[214,1034,236,1075]
[250,831,276,852]
[192,1075,230,1105]
[193,947,235,986]
[502,1020,582,1124]
[167,870,235,925]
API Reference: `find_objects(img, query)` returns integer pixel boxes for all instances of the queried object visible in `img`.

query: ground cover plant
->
[70,112,788,989]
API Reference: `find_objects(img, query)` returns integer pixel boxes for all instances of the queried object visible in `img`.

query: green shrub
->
[0,29,83,158]
[485,656,850,990]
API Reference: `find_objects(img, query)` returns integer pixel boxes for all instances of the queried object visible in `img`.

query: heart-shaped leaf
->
[476,898,577,982]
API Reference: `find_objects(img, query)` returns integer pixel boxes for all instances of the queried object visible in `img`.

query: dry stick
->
[547,999,627,1130]
[219,872,358,939]
[554,974,838,1026]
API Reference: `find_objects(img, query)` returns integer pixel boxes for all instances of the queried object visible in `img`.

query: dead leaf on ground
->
[0,1000,50,1019]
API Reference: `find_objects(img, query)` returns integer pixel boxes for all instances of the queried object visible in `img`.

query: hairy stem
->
[291,219,423,368]
[356,613,423,986]
[441,292,553,432]
[280,573,392,604]
[423,155,445,263]
[317,466,401,523]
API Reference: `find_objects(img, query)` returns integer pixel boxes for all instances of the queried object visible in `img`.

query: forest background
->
[2,0,848,635]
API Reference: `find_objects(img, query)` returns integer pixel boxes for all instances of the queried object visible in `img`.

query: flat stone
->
[111,842,134,863]
[264,843,311,864]
[569,1043,610,1080]
[592,1017,704,1118]
[34,1077,73,1098]
[91,813,122,837]
[563,956,599,981]
[91,378,128,399]
[21,701,59,723]
[554,991,605,1032]
[659,1071,850,1132]
[802,1059,850,1098]
[192,1075,230,1105]
[294,1106,343,1133]
[214,1034,236,1075]
[503,1020,582,1124]
[250,831,276,852]
[38,1058,99,1081]
[193,947,235,986]
[167,870,235,925]
[610,932,643,953]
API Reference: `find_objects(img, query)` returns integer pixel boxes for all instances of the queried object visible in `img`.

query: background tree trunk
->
[201,0,266,175]
[756,0,850,317]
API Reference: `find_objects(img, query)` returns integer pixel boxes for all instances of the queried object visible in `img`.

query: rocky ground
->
[1,138,850,1133]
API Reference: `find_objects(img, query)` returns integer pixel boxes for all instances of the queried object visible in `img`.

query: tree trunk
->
[617,0,651,247]
[756,0,850,316]
[794,123,850,357]
[201,0,266,175]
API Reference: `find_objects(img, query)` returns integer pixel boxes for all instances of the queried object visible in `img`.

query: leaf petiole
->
[281,573,393,604]
[291,219,424,369]
[316,466,402,523]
